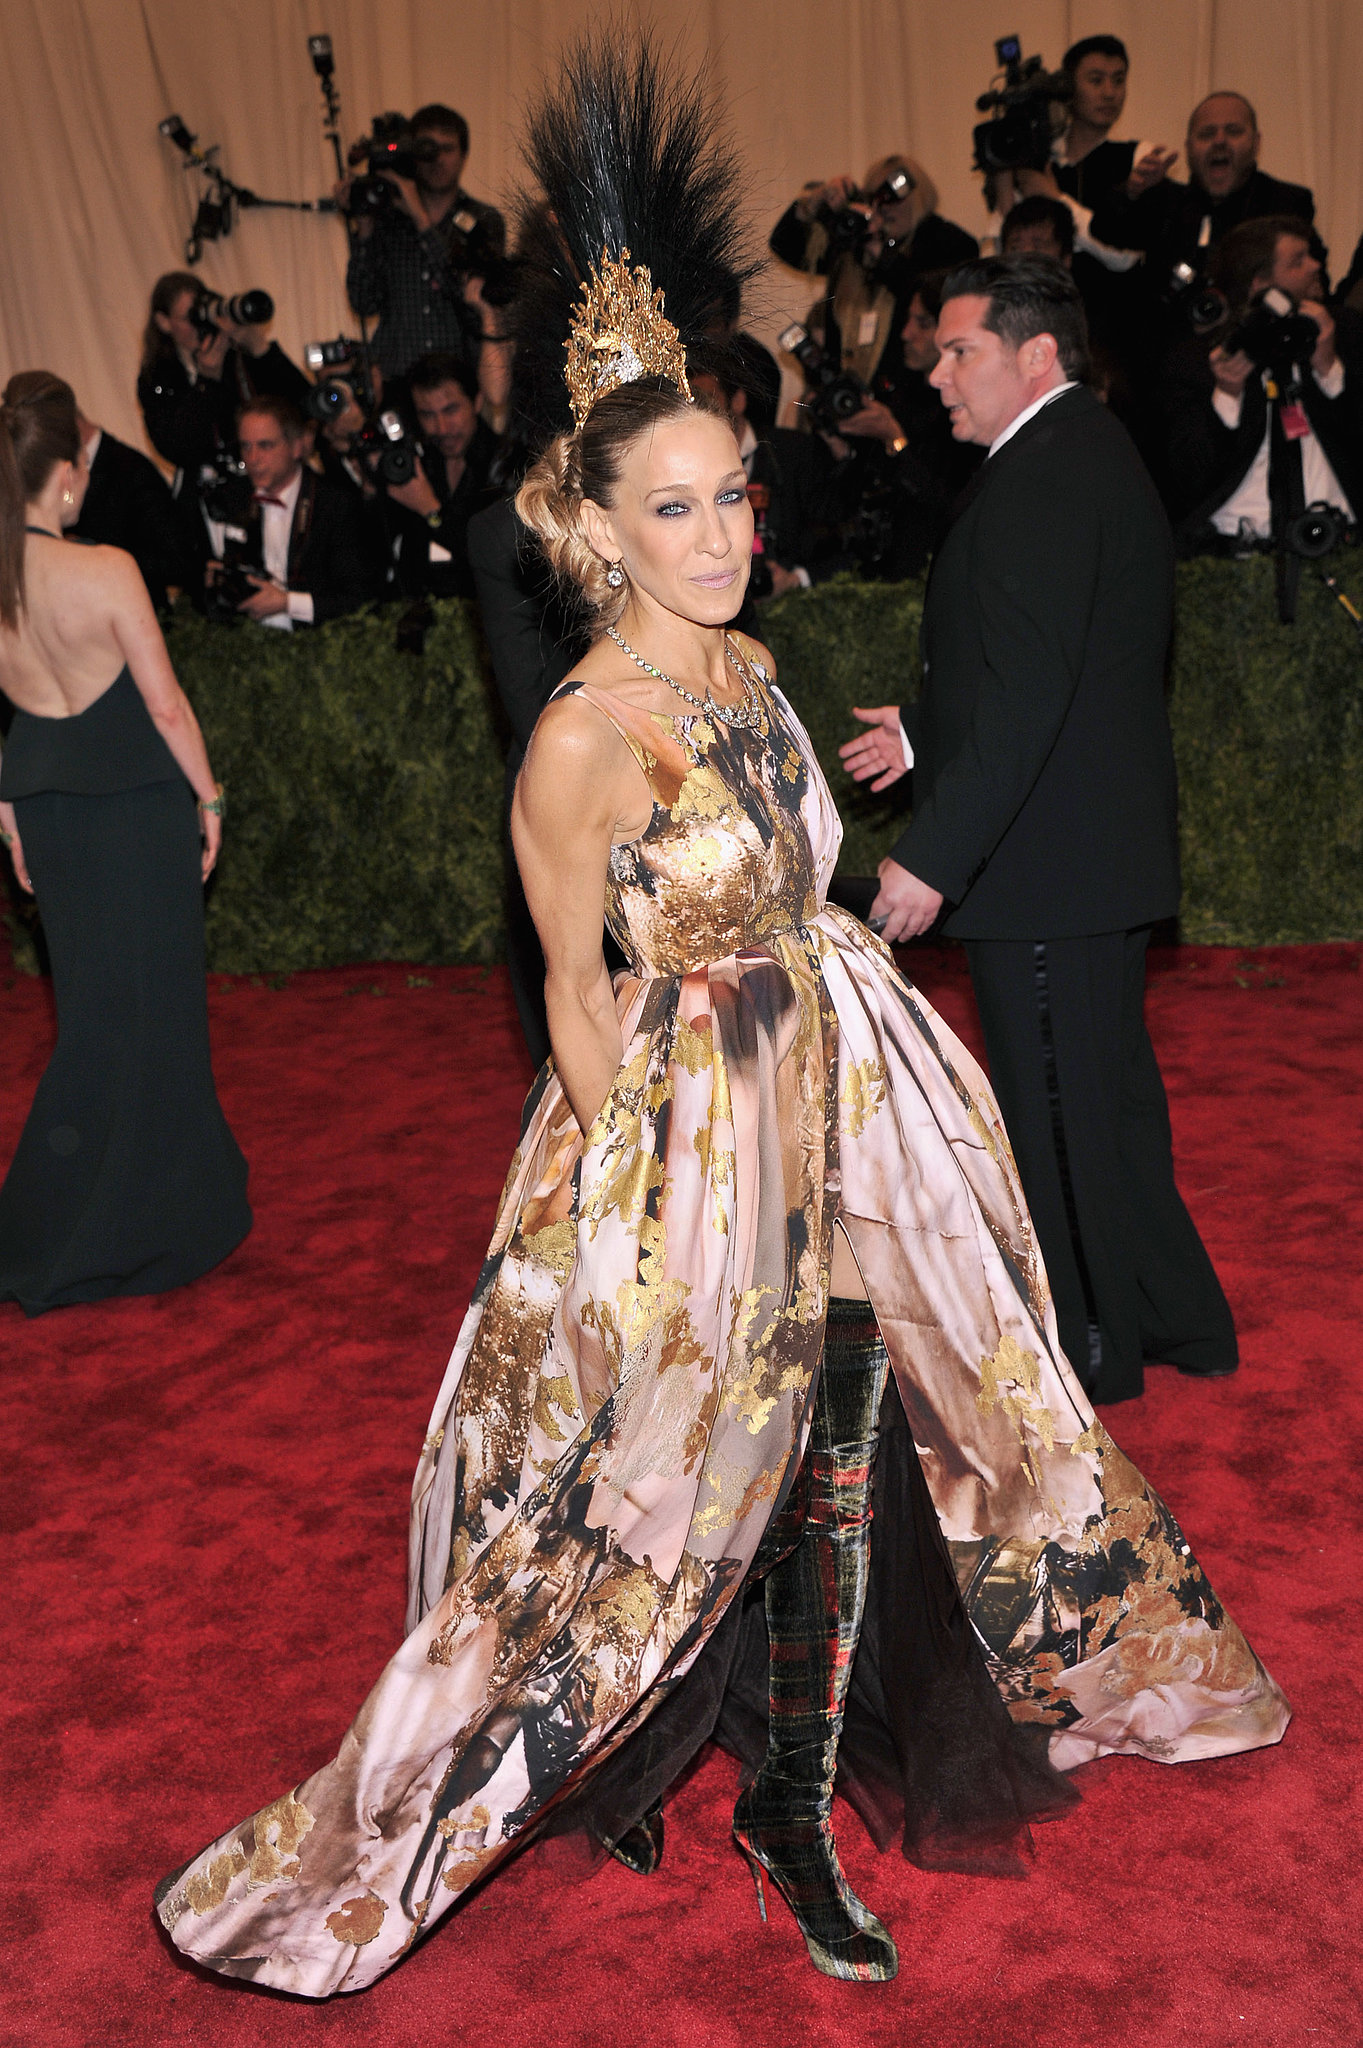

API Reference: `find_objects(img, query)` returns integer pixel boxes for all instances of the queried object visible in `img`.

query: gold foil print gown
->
[159,650,1288,1997]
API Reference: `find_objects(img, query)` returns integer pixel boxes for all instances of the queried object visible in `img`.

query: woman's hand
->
[0,801,32,893]
[198,802,222,881]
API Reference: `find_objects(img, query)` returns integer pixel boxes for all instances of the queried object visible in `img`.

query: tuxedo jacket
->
[893,385,1180,940]
[1159,317,1363,538]
[71,432,198,609]
[247,468,384,625]
[466,498,587,767]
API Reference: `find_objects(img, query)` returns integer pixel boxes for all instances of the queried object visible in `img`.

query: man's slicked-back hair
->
[940,255,1091,383]
[408,351,478,403]
[1062,34,1128,73]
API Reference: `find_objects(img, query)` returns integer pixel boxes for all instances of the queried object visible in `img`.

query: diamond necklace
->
[604,626,764,728]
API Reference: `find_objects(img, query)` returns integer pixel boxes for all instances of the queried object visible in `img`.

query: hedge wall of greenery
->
[5,554,1363,975]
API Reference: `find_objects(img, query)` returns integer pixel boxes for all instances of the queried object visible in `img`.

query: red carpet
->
[3,947,1360,2048]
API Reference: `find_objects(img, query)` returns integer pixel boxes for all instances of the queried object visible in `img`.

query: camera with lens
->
[304,338,367,424]
[973,35,1073,175]
[780,321,869,432]
[198,448,254,527]
[190,288,275,339]
[346,113,441,215]
[1164,261,1230,334]
[1284,500,1349,559]
[203,554,260,624]
[1220,286,1322,376]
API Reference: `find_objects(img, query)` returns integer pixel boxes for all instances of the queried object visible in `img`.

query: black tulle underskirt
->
[545,1378,1080,1877]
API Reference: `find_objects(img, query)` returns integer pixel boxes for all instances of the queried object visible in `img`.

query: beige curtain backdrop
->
[1,0,1359,455]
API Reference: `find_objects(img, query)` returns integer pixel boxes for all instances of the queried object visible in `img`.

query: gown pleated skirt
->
[0,777,250,1313]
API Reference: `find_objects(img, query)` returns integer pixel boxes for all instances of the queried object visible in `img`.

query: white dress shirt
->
[254,466,314,630]
[1210,360,1352,539]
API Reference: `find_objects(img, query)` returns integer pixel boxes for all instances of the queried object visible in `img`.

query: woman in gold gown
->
[156,43,1288,1999]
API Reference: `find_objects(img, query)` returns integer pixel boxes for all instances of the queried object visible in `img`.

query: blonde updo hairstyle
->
[516,376,726,631]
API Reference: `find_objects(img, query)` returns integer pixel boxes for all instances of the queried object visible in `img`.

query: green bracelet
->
[0,827,12,849]
[198,783,226,819]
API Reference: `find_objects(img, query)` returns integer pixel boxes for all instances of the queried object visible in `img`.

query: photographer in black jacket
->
[137,271,308,479]
[1158,216,1362,550]
[384,354,502,600]
[770,155,977,401]
[339,104,505,388]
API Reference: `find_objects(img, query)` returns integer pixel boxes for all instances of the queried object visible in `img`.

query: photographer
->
[1090,94,1314,294]
[340,104,505,387]
[385,354,501,600]
[208,396,381,627]
[819,269,984,576]
[770,156,977,400]
[1158,217,1362,550]
[310,370,400,591]
[137,271,308,480]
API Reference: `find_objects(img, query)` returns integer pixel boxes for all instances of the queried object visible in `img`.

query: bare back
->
[1,535,148,718]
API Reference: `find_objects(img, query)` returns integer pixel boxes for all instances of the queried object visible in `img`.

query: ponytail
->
[0,411,24,632]
[0,372,81,633]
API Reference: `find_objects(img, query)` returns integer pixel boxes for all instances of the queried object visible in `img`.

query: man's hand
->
[839,704,909,792]
[388,472,442,519]
[237,574,290,620]
[215,314,270,359]
[1301,298,1338,378]
[1210,344,1255,400]
[1124,146,1177,199]
[871,858,942,942]
[194,328,230,381]
[766,562,804,598]
[386,172,430,231]
[1015,165,1064,201]
[0,801,32,894]
[838,399,903,447]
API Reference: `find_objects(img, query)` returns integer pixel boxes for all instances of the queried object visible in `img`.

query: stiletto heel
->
[738,1839,769,1922]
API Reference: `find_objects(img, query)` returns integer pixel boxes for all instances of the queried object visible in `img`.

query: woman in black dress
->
[0,371,249,1314]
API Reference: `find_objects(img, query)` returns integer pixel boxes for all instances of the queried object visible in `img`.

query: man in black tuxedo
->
[228,397,381,627]
[841,257,1236,1404]
[1158,217,1363,548]
[71,411,198,609]
[467,497,588,1067]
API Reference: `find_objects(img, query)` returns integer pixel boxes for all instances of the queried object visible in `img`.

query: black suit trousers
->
[963,930,1237,1404]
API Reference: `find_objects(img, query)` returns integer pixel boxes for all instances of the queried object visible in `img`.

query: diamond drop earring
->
[606,562,625,588]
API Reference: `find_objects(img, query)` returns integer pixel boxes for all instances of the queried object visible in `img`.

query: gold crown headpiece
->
[564,247,692,432]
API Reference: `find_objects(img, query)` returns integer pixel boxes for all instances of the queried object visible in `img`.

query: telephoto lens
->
[222,290,274,327]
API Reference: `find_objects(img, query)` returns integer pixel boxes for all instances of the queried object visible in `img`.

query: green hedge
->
[5,555,1363,975]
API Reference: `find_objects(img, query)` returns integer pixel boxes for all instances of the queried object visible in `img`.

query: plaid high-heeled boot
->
[732,1296,897,1982]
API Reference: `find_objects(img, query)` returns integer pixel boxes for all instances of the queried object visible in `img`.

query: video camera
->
[973,35,1073,175]
[303,340,420,486]
[779,321,869,431]
[198,448,254,526]
[346,114,442,214]
[190,287,275,339]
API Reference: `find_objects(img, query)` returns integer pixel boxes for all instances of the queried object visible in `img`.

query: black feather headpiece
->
[508,34,758,447]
